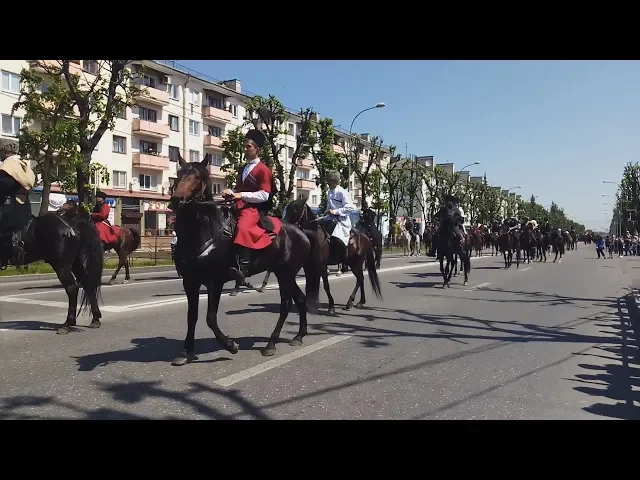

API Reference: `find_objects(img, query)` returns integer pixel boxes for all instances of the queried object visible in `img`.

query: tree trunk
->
[76,150,92,205]
[39,165,52,216]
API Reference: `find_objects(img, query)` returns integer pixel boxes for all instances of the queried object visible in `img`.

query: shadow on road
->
[569,296,640,420]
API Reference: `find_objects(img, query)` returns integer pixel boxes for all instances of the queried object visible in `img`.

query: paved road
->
[0,247,638,420]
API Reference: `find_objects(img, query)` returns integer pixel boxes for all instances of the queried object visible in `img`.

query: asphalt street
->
[0,246,638,420]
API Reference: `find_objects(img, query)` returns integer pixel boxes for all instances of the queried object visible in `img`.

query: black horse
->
[357,208,383,269]
[0,188,104,335]
[169,155,322,365]
[433,204,470,287]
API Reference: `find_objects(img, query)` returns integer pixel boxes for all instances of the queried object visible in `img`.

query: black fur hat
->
[244,129,266,148]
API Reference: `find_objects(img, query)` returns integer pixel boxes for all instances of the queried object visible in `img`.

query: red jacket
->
[234,161,273,210]
[91,202,110,223]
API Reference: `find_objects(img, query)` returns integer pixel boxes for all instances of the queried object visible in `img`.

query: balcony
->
[354,188,363,198]
[132,153,170,171]
[296,178,316,190]
[30,60,82,76]
[208,165,226,178]
[202,105,233,124]
[358,153,369,162]
[137,85,170,106]
[332,144,346,155]
[204,135,225,150]
[132,119,170,138]
[297,157,315,168]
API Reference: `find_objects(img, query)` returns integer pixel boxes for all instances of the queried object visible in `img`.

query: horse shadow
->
[568,296,640,420]
[71,335,267,372]
[390,270,455,289]
[0,320,75,332]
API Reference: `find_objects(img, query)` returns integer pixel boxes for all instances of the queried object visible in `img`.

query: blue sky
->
[177,60,640,230]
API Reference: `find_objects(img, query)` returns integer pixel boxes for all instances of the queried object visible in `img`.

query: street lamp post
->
[347,103,385,195]
[603,181,621,237]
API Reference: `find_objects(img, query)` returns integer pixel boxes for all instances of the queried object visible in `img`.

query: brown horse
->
[256,197,383,311]
[59,201,141,284]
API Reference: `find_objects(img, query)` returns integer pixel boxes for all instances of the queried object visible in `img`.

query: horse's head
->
[170,153,212,209]
[57,200,82,218]
[284,197,314,225]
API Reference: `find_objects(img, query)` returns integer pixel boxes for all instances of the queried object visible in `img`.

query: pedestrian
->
[595,236,606,259]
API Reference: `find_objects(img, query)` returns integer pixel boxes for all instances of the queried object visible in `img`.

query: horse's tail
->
[303,228,323,313]
[365,249,383,301]
[75,219,104,315]
[129,228,141,251]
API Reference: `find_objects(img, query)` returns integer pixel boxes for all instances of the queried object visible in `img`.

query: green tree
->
[48,60,139,208]
[423,166,451,220]
[310,117,342,212]
[349,135,385,204]
[12,67,79,215]
[220,126,246,188]
[243,95,316,213]
[380,151,405,237]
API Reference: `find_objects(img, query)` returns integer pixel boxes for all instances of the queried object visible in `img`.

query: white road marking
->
[521,267,532,272]
[214,334,352,387]
[464,281,491,292]
[0,256,492,313]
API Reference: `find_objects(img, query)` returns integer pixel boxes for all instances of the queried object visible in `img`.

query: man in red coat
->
[91,191,118,245]
[221,129,280,285]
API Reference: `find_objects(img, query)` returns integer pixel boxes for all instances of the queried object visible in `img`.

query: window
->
[169,146,180,162]
[112,135,126,153]
[287,123,295,136]
[1,71,20,94]
[166,84,179,100]
[297,192,307,200]
[190,90,200,105]
[288,146,294,159]
[210,153,224,166]
[138,174,157,190]
[82,61,98,75]
[208,97,221,109]
[1,115,21,136]
[188,120,200,136]
[117,106,126,119]
[139,140,158,154]
[311,195,317,205]
[208,125,222,137]
[168,115,179,131]
[212,183,222,194]
[141,74,156,89]
[112,170,127,188]
[139,107,157,122]
[189,150,200,162]
[297,170,310,180]
[229,104,238,117]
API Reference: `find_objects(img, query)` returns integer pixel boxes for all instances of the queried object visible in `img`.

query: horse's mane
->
[284,197,316,224]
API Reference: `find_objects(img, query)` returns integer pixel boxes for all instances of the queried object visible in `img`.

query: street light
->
[603,180,622,236]
[459,161,480,172]
[347,103,386,194]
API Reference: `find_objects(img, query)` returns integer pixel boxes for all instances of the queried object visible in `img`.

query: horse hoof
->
[289,337,303,347]
[123,279,129,284]
[227,340,239,355]
[229,290,239,297]
[447,284,451,288]
[88,320,101,329]
[171,350,191,366]
[343,304,352,311]
[354,303,364,309]
[107,280,114,286]
[463,281,468,286]
[56,326,70,335]
[256,287,264,293]
[261,346,276,357]
[328,307,336,316]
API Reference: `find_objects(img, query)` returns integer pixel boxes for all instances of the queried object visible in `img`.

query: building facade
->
[1,59,390,235]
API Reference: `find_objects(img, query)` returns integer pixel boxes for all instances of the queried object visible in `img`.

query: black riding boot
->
[234,246,252,286]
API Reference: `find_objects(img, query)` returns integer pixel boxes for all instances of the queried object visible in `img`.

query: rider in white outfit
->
[457,205,467,235]
[324,170,354,247]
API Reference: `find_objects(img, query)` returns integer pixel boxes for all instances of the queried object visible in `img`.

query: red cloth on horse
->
[233,161,281,250]
[91,203,119,245]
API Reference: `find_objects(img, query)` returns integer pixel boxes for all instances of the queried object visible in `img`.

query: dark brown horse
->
[59,201,141,284]
[169,154,322,365]
[256,197,382,312]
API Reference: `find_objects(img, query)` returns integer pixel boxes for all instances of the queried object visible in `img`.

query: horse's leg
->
[172,277,204,366]
[263,278,297,356]
[445,254,454,287]
[123,252,131,283]
[108,244,124,285]
[353,261,366,309]
[461,250,470,286]
[289,282,308,347]
[502,248,508,269]
[322,268,336,315]
[256,270,271,293]
[54,266,80,335]
[344,272,360,310]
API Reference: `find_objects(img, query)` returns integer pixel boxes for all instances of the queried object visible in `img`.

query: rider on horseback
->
[0,141,36,269]
[320,169,354,269]
[222,129,278,286]
[444,194,466,245]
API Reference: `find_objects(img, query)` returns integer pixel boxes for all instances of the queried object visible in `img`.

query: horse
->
[4,198,104,334]
[550,228,565,262]
[60,201,141,284]
[434,206,470,287]
[497,224,514,269]
[256,197,383,311]
[519,223,535,264]
[169,154,322,365]
[470,226,484,257]
[358,208,383,269]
